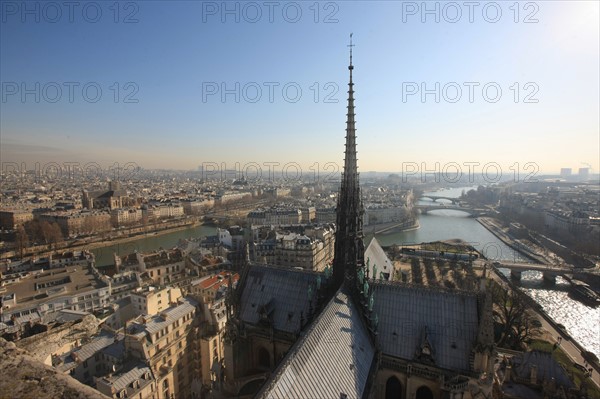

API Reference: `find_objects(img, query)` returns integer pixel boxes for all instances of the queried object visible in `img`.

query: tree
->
[40,221,54,245]
[15,225,29,259]
[48,223,63,248]
[491,281,541,349]
[39,221,63,249]
[24,220,43,244]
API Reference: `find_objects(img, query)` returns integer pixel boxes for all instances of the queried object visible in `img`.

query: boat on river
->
[569,279,600,307]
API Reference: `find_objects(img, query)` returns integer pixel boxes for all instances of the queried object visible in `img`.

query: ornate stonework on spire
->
[333,33,365,292]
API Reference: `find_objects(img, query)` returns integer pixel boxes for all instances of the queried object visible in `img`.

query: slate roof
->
[104,363,153,392]
[71,331,116,363]
[372,281,480,372]
[238,265,320,334]
[129,298,198,338]
[101,339,125,359]
[145,299,196,334]
[257,290,375,399]
[89,189,127,199]
[57,331,122,372]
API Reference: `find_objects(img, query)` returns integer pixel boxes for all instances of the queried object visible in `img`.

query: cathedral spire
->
[333,34,365,290]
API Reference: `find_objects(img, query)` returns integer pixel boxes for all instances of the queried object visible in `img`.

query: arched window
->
[385,376,403,399]
[416,385,434,399]
[258,346,270,369]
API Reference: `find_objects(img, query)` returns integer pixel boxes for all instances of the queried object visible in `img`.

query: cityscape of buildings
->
[1,4,600,397]
[1,43,599,399]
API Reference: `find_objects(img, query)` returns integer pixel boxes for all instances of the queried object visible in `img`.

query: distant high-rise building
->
[560,168,572,178]
[579,168,590,180]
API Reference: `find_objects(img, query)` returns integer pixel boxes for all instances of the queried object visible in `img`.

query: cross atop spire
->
[348,33,354,69]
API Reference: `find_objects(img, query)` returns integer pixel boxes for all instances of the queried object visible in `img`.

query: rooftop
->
[258,290,375,399]
[97,362,154,396]
[3,265,106,312]
[372,281,480,373]
[238,264,321,334]
[195,271,239,290]
[127,297,198,338]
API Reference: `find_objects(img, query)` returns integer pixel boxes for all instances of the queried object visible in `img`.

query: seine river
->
[90,187,599,358]
[375,186,600,359]
[91,224,217,267]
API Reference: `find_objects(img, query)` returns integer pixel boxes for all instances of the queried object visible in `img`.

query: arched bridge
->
[414,204,486,217]
[419,195,461,204]
[493,261,573,283]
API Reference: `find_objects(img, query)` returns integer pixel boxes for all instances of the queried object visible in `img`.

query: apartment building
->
[251,224,335,271]
[125,298,201,399]
[130,286,183,316]
[0,209,34,230]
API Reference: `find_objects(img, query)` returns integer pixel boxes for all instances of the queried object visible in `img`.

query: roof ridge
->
[372,279,479,297]
[255,289,345,397]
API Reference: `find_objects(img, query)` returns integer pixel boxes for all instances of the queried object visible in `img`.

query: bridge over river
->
[419,195,461,204]
[493,261,574,283]
[414,204,487,217]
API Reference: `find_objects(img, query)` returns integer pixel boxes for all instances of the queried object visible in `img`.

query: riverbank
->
[476,217,547,263]
[81,221,203,252]
[477,217,600,286]
[490,266,600,389]
[3,218,204,260]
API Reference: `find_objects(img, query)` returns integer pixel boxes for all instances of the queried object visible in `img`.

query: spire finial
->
[348,33,354,69]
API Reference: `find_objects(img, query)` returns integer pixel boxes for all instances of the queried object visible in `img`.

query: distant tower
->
[578,168,590,181]
[333,34,365,290]
[109,180,121,191]
[560,168,572,179]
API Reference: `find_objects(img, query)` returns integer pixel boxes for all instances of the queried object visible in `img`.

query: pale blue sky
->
[1,1,598,174]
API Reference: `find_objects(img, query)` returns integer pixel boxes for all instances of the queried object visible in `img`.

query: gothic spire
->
[333,34,365,291]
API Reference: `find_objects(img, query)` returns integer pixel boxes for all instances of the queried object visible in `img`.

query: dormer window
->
[415,326,436,365]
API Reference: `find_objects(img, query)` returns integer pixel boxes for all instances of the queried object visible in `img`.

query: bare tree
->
[37,221,63,249]
[24,220,43,244]
[40,221,54,245]
[48,223,63,248]
[491,281,541,349]
[15,225,29,259]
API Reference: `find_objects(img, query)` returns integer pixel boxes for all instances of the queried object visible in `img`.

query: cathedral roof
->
[371,281,480,372]
[364,237,394,281]
[238,265,321,334]
[257,289,375,399]
[88,189,127,199]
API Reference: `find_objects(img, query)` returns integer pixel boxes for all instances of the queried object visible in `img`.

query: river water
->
[91,224,217,267]
[89,188,599,358]
[375,187,600,359]
[518,273,600,360]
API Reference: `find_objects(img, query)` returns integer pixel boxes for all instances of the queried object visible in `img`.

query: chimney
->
[530,364,537,384]
[504,364,512,383]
